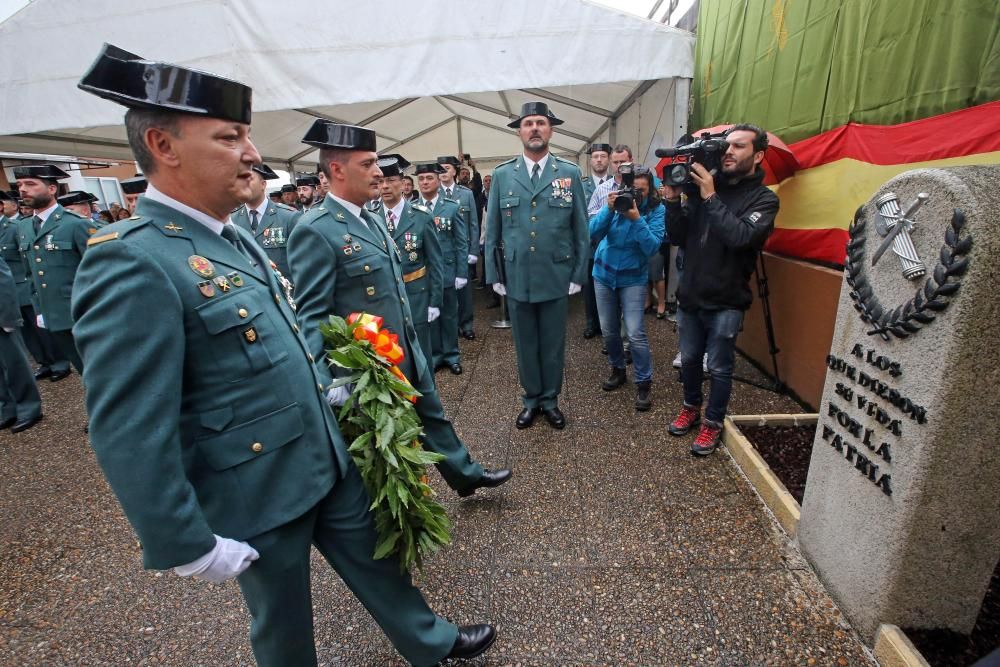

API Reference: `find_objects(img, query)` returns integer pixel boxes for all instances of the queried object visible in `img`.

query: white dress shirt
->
[522,152,550,178]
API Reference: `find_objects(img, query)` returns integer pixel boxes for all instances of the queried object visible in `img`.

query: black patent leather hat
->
[588,143,613,154]
[301,120,376,151]
[120,175,148,194]
[414,162,445,175]
[57,190,98,206]
[379,153,410,171]
[377,158,403,178]
[251,164,279,180]
[13,164,70,181]
[507,101,564,128]
[295,173,320,187]
[78,44,252,124]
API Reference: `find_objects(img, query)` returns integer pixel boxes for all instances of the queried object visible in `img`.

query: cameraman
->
[590,166,664,412]
[664,124,779,456]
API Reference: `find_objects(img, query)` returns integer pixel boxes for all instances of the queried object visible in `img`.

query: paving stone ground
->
[0,289,877,666]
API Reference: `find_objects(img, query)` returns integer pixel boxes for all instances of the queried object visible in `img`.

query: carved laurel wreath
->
[845,206,972,341]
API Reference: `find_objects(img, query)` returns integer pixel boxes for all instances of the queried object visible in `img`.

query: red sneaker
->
[668,405,701,436]
[691,421,723,456]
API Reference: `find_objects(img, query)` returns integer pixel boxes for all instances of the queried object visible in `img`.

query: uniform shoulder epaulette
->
[495,157,517,168]
[275,203,297,211]
[86,217,147,245]
[581,175,592,182]
[411,203,430,215]
[443,196,459,204]
[554,155,579,167]
[63,209,89,220]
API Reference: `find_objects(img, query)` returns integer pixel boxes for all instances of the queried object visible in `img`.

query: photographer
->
[590,165,665,412]
[664,124,779,456]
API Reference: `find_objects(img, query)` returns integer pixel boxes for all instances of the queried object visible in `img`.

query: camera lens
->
[665,164,688,186]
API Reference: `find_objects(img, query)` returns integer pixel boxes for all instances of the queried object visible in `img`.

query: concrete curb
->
[722,414,817,538]
[874,624,932,667]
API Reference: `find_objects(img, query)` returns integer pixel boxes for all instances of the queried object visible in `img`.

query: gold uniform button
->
[238,308,249,318]
[41,283,47,288]
[251,442,263,453]
[530,246,536,252]
[364,265,371,272]
[400,297,405,304]
[317,383,324,393]
[531,216,537,222]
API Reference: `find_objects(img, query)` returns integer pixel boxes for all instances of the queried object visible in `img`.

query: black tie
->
[531,163,541,187]
[221,224,259,272]
[249,209,259,232]
[33,215,42,233]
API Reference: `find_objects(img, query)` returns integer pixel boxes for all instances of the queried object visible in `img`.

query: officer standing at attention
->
[72,44,496,667]
[485,102,590,430]
[377,156,443,364]
[416,163,467,375]
[0,191,70,382]
[0,255,43,433]
[14,164,98,374]
[580,143,612,339]
[437,155,479,341]
[232,163,300,280]
[286,120,511,499]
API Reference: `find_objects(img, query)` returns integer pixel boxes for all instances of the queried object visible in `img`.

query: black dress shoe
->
[515,407,538,429]
[11,414,42,433]
[462,330,475,340]
[583,328,597,339]
[33,366,52,380]
[446,624,497,661]
[458,468,513,497]
[450,363,463,375]
[543,407,566,429]
[49,369,72,382]
[0,416,16,430]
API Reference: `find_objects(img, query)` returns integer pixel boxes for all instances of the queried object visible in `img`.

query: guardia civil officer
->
[232,163,300,280]
[581,143,613,339]
[378,156,444,364]
[57,191,100,218]
[416,163,467,375]
[296,173,320,209]
[286,121,511,500]
[279,183,299,209]
[0,255,43,433]
[14,164,98,373]
[72,44,496,666]
[484,102,590,429]
[438,155,479,340]
[0,191,69,382]
[120,174,147,211]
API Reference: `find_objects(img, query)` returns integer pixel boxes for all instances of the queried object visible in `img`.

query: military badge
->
[45,234,55,251]
[409,251,418,261]
[227,271,244,287]
[343,234,352,243]
[366,286,375,296]
[212,275,231,292]
[243,326,258,343]
[87,227,97,235]
[197,280,215,298]
[164,223,183,232]
[352,243,362,252]
[335,212,346,221]
[188,255,215,278]
[343,245,354,256]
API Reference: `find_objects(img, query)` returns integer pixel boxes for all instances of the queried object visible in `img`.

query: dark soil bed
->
[737,421,1000,667]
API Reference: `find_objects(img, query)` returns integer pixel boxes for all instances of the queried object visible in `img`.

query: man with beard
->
[72,44,497,666]
[14,164,97,374]
[484,102,589,430]
[377,156,443,363]
[580,143,612,339]
[232,163,300,280]
[664,124,778,456]
[296,174,320,210]
[437,156,479,341]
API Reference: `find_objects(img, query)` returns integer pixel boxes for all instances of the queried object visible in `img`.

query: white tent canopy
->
[0,0,694,173]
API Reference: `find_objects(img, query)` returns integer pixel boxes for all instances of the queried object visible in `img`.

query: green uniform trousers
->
[431,286,460,367]
[48,329,83,374]
[507,296,569,410]
[0,330,41,422]
[237,463,457,667]
[415,321,433,377]
[20,304,70,373]
[457,283,474,335]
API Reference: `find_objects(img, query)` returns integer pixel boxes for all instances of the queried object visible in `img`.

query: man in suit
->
[0,191,70,382]
[73,44,496,667]
[581,143,613,339]
[377,156,443,364]
[438,156,479,341]
[485,102,589,430]
[0,255,43,433]
[416,163,467,375]
[287,121,510,502]
[14,164,98,374]
[232,163,300,280]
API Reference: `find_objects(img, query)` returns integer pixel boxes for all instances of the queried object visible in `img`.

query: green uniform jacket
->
[0,216,32,307]
[17,205,97,331]
[231,202,300,280]
[428,197,467,284]
[581,175,596,207]
[287,195,430,383]
[484,155,590,303]
[393,202,444,326]
[71,197,348,570]
[441,184,479,258]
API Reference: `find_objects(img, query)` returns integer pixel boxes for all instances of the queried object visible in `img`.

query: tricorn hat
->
[377,157,404,179]
[57,190,99,207]
[437,155,461,168]
[379,153,411,171]
[13,164,70,182]
[588,143,613,155]
[78,43,252,124]
[414,162,445,176]
[507,101,564,128]
[295,173,321,187]
[301,120,376,151]
[280,184,297,193]
[268,190,282,199]
[120,175,148,194]
[251,164,279,180]
[0,190,14,202]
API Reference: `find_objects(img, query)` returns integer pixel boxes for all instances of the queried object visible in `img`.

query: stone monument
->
[798,165,1000,641]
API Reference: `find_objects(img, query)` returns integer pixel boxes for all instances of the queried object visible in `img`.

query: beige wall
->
[82,161,137,180]
[737,253,843,409]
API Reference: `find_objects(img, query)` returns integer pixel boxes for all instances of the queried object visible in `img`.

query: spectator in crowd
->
[589,166,664,412]
[402,175,418,201]
[116,207,131,221]
[664,124,778,456]
[97,210,113,223]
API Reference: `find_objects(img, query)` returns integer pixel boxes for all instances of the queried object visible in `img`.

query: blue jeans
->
[677,308,743,423]
[594,280,652,383]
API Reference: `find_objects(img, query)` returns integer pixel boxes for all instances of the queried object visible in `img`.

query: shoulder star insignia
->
[164,223,183,231]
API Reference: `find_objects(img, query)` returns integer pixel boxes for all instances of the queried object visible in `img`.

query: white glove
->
[36,314,45,329]
[174,535,259,584]
[568,282,582,295]
[454,277,468,290]
[467,254,478,265]
[492,283,507,296]
[326,384,353,407]
[427,307,441,322]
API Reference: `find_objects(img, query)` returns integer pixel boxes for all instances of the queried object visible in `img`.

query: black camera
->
[654,132,728,186]
[613,162,636,213]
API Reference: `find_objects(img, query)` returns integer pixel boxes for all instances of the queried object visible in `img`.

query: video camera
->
[654,132,728,186]
[613,162,636,213]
